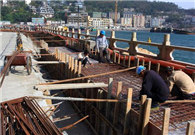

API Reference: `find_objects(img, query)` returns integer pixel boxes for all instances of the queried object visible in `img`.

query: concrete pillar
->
[66,28,69,37]
[109,30,116,49]
[85,29,90,39]
[129,32,138,56]
[78,29,81,39]
[72,28,75,38]
[158,34,174,61]
[96,29,100,37]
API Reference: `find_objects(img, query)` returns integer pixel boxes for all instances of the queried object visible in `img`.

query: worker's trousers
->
[98,48,110,63]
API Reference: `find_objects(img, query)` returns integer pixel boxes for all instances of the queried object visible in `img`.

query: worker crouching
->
[77,50,92,67]
[137,66,170,108]
[165,67,195,100]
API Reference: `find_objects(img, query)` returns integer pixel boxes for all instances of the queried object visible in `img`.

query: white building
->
[39,5,54,18]
[88,16,113,29]
[67,13,88,26]
[133,14,145,28]
[120,18,132,27]
[150,17,165,27]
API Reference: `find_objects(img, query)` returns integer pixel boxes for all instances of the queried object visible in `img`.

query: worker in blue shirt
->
[95,30,111,63]
[136,66,170,108]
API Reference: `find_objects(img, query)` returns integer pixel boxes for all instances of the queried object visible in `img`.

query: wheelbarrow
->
[4,52,32,75]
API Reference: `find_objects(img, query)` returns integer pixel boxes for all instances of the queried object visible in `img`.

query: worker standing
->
[95,30,111,63]
[165,67,195,99]
[137,66,170,108]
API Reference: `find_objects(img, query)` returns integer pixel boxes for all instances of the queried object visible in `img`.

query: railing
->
[1,25,195,64]
[36,26,195,63]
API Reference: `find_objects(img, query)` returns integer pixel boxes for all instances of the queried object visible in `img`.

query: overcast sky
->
[150,0,195,9]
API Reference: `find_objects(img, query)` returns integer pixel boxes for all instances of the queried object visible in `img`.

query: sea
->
[89,31,195,64]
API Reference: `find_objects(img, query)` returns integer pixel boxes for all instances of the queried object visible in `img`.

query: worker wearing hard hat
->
[165,67,195,100]
[95,30,111,63]
[137,66,170,108]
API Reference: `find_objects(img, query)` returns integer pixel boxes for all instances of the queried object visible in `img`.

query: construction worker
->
[165,67,195,100]
[95,30,111,63]
[137,66,170,108]
[16,32,23,51]
[77,50,92,67]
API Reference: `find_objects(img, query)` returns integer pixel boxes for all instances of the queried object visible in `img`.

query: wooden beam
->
[35,83,108,91]
[123,88,133,135]
[60,115,89,131]
[35,61,64,64]
[30,96,126,102]
[186,122,195,135]
[164,100,195,103]
[39,66,136,85]
[148,61,151,70]
[161,108,170,135]
[128,56,131,67]
[141,98,152,135]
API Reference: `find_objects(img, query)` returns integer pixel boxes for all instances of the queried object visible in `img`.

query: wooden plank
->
[118,54,121,64]
[104,78,113,135]
[141,98,152,135]
[128,56,131,67]
[156,63,160,73]
[164,100,195,103]
[136,58,140,67]
[78,61,82,75]
[138,95,147,135]
[123,55,126,66]
[186,122,195,135]
[123,88,133,135]
[114,52,116,63]
[35,61,64,64]
[112,82,123,135]
[35,83,108,90]
[30,96,126,102]
[161,108,170,135]
[142,60,145,66]
[74,59,78,76]
[40,66,136,85]
[148,61,151,70]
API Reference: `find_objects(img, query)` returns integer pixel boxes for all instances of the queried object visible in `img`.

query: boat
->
[173,29,195,35]
[150,27,172,33]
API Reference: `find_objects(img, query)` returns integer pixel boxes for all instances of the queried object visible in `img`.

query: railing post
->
[66,28,69,37]
[158,34,174,61]
[109,30,116,49]
[72,28,75,38]
[129,32,138,56]
[78,29,81,39]
[96,29,100,37]
[86,29,90,39]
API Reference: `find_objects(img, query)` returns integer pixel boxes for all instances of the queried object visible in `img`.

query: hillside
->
[84,1,180,16]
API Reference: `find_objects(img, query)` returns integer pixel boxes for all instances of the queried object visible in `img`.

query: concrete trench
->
[22,31,195,135]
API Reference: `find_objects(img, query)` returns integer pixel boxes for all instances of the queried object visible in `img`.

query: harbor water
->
[89,31,195,64]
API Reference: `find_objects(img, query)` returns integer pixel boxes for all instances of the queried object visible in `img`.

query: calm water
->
[88,31,195,64]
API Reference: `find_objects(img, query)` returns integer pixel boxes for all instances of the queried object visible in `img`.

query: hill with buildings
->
[1,1,194,30]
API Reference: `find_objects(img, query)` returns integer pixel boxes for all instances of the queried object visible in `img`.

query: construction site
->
[0,26,195,135]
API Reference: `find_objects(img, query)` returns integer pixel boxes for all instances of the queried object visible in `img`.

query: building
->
[92,12,102,18]
[132,14,145,28]
[145,15,152,28]
[123,8,135,18]
[150,17,165,27]
[109,12,120,22]
[120,18,132,27]
[38,5,54,18]
[87,16,113,29]
[101,12,107,18]
[32,17,45,25]
[30,6,37,15]
[67,12,88,26]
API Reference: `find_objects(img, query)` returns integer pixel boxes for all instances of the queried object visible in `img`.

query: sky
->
[151,0,195,9]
